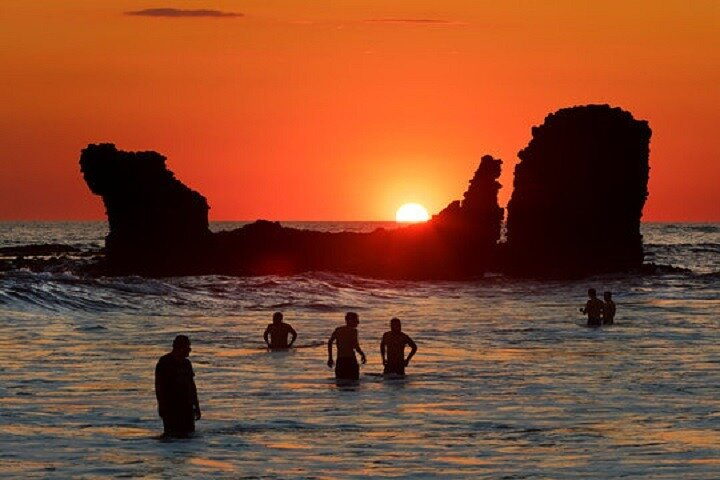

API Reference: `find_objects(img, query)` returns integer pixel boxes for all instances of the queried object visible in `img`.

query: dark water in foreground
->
[0,222,718,479]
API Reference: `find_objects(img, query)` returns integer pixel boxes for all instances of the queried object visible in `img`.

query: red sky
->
[1,1,718,221]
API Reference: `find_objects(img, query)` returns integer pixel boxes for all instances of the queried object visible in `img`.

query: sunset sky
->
[1,1,718,221]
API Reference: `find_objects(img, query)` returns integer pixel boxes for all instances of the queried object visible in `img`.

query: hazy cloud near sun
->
[125,8,243,18]
[364,18,466,26]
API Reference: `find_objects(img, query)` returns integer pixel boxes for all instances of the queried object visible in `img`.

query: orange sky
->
[1,1,718,221]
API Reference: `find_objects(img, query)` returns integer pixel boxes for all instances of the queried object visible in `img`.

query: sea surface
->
[0,222,718,479]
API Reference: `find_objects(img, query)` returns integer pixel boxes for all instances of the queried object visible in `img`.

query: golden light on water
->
[395,203,430,223]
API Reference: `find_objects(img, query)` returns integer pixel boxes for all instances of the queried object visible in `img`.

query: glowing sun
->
[396,203,430,223]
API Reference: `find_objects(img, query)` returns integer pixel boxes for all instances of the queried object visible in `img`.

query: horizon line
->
[0,219,718,224]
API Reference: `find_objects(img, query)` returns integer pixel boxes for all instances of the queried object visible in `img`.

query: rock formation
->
[80,145,503,278]
[505,105,651,276]
[80,144,211,273]
[209,155,504,279]
[80,104,651,279]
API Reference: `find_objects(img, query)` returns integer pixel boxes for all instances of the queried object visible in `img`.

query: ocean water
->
[0,222,718,479]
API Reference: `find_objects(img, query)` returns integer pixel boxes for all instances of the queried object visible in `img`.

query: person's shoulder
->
[156,353,173,370]
[157,352,172,364]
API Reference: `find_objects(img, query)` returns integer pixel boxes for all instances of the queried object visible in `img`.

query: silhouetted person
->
[264,312,297,350]
[155,335,201,437]
[380,318,417,377]
[327,312,366,380]
[580,288,604,327]
[603,291,616,325]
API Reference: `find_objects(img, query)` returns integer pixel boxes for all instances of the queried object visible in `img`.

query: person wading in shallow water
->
[263,312,297,350]
[327,312,366,380]
[155,335,201,437]
[380,318,417,377]
[603,291,616,325]
[580,288,604,327]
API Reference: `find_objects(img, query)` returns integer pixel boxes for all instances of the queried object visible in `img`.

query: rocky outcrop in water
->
[505,105,651,276]
[80,104,651,278]
[80,145,503,278]
[209,155,504,278]
[80,144,211,273]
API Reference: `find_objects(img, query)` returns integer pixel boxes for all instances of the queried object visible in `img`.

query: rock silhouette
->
[505,105,651,276]
[79,104,651,278]
[81,146,503,278]
[80,144,211,274]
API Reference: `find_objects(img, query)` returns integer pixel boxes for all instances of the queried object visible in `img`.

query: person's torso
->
[335,326,358,358]
[268,323,291,347]
[383,332,408,364]
[158,354,195,404]
[603,301,616,319]
[586,298,603,318]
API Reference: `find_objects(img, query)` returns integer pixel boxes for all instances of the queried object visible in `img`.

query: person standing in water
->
[580,288,604,327]
[155,335,201,437]
[263,312,297,350]
[327,312,366,380]
[380,318,417,377]
[603,291,616,325]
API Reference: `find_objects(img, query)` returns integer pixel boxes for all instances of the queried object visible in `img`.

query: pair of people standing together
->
[580,288,616,327]
[327,312,418,380]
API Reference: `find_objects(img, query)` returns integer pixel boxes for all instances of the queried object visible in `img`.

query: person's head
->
[172,335,191,358]
[345,311,359,328]
[273,311,283,325]
[588,288,597,298]
[604,291,612,301]
[390,317,402,333]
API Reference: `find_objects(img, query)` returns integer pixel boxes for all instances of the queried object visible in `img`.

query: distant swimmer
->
[380,318,417,377]
[580,288,604,327]
[603,291,616,325]
[264,312,297,350]
[155,335,201,437]
[327,312,367,381]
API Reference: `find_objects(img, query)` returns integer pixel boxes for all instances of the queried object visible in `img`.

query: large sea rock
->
[80,144,211,273]
[505,105,651,276]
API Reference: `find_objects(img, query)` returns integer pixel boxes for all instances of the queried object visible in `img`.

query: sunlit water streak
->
[0,222,718,478]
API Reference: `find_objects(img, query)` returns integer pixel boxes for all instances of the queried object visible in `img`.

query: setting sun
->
[396,203,430,223]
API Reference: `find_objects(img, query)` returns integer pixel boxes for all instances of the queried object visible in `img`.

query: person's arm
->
[405,336,417,366]
[580,300,589,314]
[154,361,166,417]
[380,335,387,366]
[355,332,366,365]
[263,325,271,348]
[191,380,201,420]
[289,325,297,347]
[327,330,336,367]
[190,363,201,420]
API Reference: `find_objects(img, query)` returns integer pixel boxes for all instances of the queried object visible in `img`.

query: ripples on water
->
[0,222,718,478]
